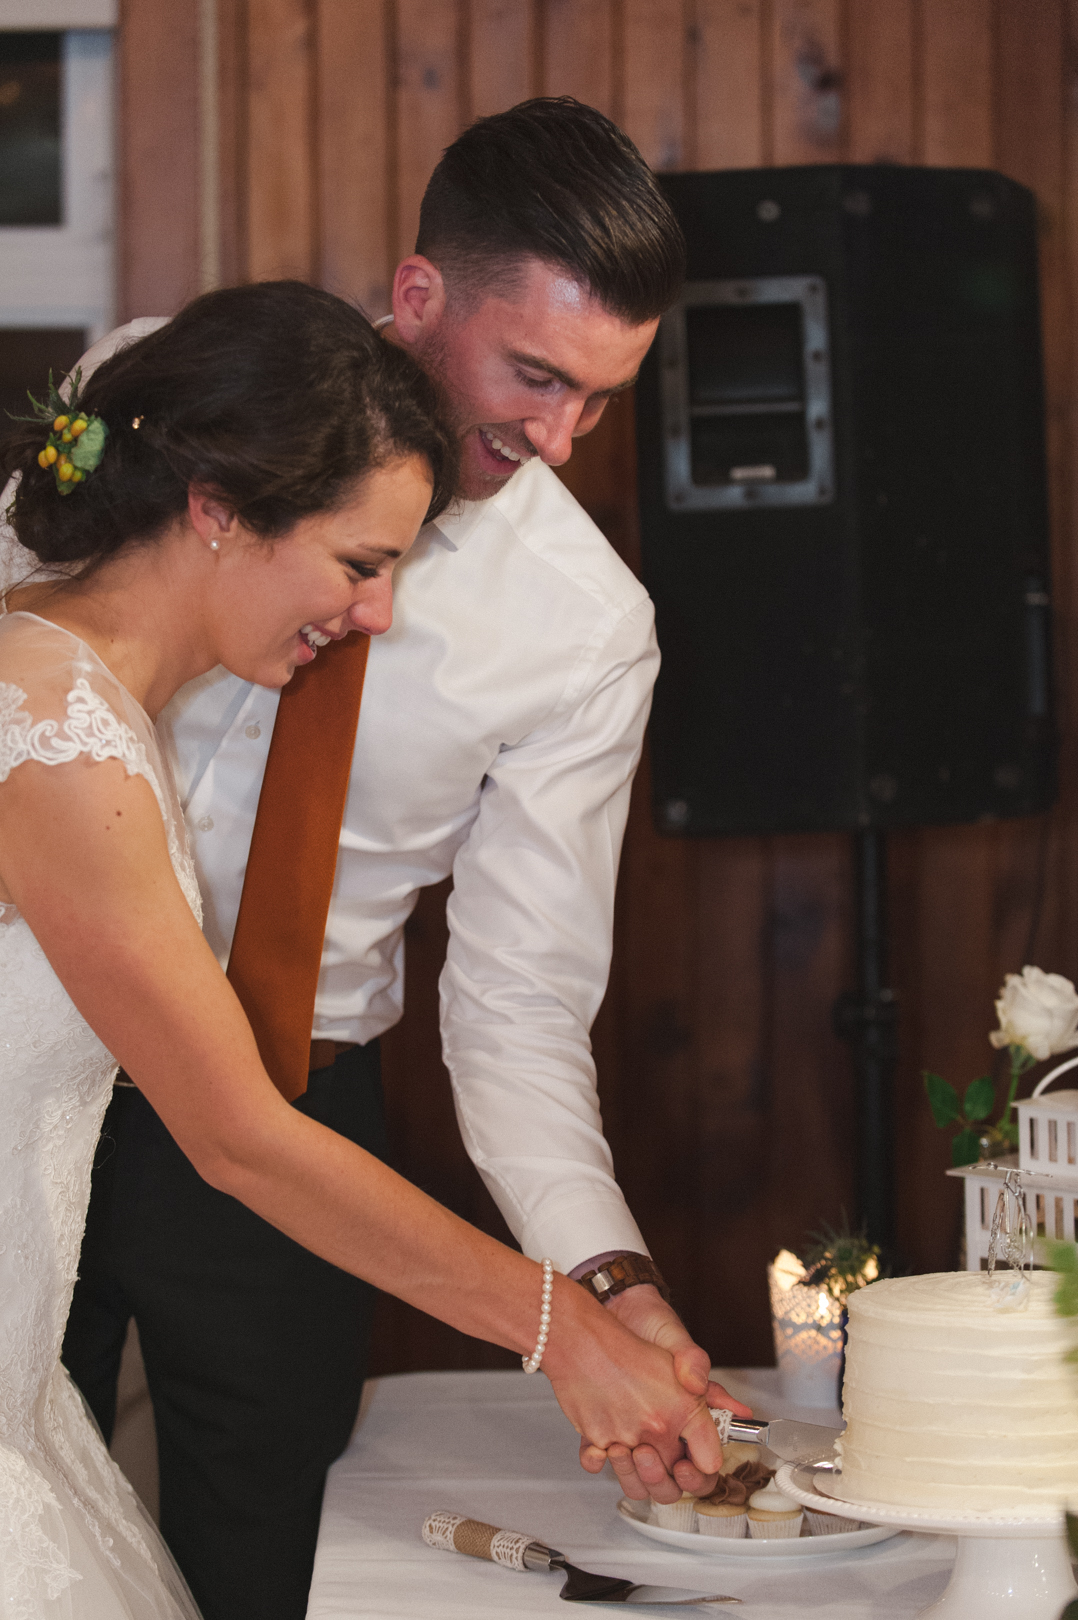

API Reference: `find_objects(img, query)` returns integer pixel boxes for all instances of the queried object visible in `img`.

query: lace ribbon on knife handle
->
[710,1408,735,1443]
[422,1511,543,1571]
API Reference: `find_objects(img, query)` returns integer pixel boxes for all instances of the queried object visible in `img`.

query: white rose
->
[989,966,1078,1061]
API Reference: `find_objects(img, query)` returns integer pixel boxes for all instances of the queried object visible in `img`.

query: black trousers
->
[62,1043,387,1620]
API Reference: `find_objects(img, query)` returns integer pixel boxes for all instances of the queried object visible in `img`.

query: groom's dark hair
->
[3,281,458,570]
[416,98,685,323]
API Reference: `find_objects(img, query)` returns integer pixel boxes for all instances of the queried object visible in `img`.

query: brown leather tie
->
[226,633,370,1101]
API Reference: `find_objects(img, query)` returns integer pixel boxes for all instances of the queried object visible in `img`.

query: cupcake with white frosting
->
[746,1478,803,1539]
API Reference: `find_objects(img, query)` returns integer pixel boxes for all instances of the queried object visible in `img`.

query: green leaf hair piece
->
[10,366,111,495]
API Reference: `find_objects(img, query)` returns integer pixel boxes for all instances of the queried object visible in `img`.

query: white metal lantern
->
[949,1056,1078,1270]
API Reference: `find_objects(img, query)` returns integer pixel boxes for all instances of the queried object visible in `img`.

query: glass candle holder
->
[767,1262,844,1409]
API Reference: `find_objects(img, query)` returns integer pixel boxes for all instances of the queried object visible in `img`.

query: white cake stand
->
[778,1464,1077,1619]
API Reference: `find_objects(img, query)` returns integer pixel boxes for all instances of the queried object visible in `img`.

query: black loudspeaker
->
[637,165,1056,837]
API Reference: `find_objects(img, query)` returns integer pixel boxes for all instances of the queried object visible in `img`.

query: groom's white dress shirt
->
[158,453,659,1274]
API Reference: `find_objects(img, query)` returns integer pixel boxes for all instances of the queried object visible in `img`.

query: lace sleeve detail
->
[0,674,203,924]
[0,676,170,824]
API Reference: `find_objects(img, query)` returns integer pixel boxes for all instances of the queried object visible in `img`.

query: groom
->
[62,98,731,1620]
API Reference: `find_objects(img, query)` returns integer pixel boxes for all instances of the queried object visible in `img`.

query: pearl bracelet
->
[522,1258,554,1374]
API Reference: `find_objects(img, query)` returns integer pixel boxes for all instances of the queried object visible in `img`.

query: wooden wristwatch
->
[575,1252,671,1305]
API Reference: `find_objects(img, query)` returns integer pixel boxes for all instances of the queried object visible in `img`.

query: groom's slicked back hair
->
[415,98,685,324]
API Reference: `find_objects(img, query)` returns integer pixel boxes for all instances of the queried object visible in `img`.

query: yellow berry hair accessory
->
[13,368,110,497]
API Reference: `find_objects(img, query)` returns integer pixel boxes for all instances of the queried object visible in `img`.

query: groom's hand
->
[578,1285,752,1501]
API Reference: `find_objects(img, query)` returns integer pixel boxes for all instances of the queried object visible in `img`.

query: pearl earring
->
[210,540,220,552]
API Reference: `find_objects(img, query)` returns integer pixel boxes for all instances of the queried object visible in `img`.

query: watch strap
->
[576,1252,671,1305]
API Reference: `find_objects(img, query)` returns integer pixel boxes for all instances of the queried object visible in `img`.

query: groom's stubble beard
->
[410,317,528,502]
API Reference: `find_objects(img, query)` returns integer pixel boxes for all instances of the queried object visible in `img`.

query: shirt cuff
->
[568,1250,639,1281]
[520,1194,649,1277]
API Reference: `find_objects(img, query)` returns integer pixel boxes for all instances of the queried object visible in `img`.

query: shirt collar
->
[427,494,491,551]
[428,451,547,550]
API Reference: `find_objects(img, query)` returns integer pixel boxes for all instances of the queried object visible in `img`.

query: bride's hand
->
[586,1283,753,1500]
[541,1279,724,1503]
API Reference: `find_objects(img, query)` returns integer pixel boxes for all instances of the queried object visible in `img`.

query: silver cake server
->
[525,1541,741,1607]
[422,1511,740,1606]
[719,1414,844,1471]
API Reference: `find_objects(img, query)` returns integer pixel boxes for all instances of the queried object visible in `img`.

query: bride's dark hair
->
[1,280,459,568]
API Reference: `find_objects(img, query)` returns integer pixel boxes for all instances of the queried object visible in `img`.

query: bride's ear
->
[187,487,238,553]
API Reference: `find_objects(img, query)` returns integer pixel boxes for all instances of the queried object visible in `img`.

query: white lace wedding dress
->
[0,609,204,1619]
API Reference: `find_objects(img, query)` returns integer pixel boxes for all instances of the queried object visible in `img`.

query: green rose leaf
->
[925,1071,961,1128]
[70,417,108,473]
[1043,1239,1078,1318]
[951,1127,982,1167]
[1059,1275,1078,1320]
[1044,1238,1078,1274]
[963,1075,995,1122]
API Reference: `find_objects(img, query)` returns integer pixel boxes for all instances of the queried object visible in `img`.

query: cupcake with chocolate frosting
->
[727,1459,774,1495]
[694,1473,749,1538]
[717,1441,763,1474]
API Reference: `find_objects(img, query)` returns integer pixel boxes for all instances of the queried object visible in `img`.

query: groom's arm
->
[438,597,657,1271]
[437,598,746,1493]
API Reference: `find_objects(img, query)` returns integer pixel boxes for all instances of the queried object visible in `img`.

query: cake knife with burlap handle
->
[421,1511,741,1605]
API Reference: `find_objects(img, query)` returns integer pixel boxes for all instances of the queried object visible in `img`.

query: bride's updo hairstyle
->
[1,280,458,569]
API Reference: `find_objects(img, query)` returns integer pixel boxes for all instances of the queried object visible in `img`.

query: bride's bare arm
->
[0,752,722,1497]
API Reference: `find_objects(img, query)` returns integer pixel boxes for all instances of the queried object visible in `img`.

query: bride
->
[0,282,731,1619]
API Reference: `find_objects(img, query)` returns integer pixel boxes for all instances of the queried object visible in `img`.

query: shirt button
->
[195,815,214,832]
[245,723,262,739]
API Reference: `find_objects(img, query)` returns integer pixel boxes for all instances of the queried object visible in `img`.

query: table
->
[308,1367,955,1618]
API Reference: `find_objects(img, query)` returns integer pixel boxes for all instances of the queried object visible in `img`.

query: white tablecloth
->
[307,1367,955,1619]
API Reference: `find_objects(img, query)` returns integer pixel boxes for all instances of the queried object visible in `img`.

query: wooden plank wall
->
[118,0,1078,1371]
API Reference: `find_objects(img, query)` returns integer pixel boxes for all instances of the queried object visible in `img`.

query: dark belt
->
[113,1040,358,1091]
[308,1039,358,1074]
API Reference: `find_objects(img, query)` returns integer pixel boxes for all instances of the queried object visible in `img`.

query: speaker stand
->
[833,829,898,1249]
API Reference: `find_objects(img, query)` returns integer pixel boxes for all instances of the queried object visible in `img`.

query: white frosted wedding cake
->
[837,1271,1078,1512]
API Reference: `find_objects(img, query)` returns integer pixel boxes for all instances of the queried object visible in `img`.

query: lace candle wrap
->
[837,1271,1078,1511]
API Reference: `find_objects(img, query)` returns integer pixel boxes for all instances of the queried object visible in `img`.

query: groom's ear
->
[187,487,238,550]
[391,255,447,347]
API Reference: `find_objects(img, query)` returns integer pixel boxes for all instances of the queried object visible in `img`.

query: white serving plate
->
[617,1497,901,1558]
